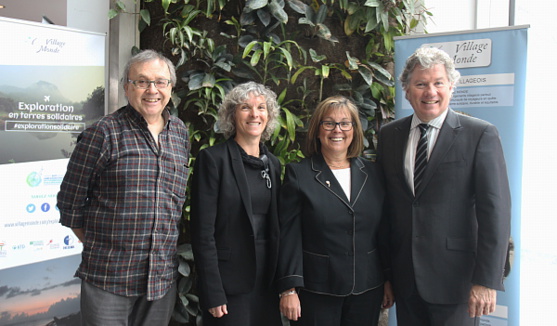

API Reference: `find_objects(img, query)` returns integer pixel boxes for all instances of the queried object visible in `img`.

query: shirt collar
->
[411,108,449,130]
[125,104,171,130]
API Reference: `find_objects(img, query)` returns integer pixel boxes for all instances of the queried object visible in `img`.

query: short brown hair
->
[305,96,364,158]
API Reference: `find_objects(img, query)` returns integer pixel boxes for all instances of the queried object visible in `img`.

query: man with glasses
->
[57,50,190,325]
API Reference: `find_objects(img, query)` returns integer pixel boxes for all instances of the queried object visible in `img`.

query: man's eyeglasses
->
[128,79,171,89]
[320,121,353,131]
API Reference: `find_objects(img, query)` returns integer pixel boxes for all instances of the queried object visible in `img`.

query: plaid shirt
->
[57,105,190,300]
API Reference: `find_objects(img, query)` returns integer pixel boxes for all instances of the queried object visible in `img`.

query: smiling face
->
[406,63,454,122]
[124,59,172,121]
[318,108,353,158]
[234,93,269,142]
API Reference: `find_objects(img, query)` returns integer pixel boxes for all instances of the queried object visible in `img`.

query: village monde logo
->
[27,36,66,54]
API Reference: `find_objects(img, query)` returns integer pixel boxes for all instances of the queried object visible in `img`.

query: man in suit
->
[377,47,511,326]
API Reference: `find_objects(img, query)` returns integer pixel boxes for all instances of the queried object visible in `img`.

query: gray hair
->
[399,47,460,94]
[122,49,177,88]
[217,82,280,141]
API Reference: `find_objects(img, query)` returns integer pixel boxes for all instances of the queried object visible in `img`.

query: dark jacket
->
[276,154,388,295]
[190,138,281,309]
[377,109,511,304]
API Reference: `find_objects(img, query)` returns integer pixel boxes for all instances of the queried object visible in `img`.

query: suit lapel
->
[226,140,255,220]
[394,117,413,196]
[415,109,462,197]
[350,157,367,206]
[311,155,365,210]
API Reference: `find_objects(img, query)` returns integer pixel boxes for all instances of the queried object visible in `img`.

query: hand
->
[279,289,301,321]
[468,285,496,317]
[208,304,228,318]
[382,281,395,309]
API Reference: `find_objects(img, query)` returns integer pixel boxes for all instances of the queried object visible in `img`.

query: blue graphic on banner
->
[0,17,105,326]
[390,25,528,326]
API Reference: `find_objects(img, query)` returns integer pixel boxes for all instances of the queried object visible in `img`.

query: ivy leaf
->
[257,9,271,26]
[315,4,328,24]
[316,24,334,42]
[178,259,191,277]
[214,61,232,72]
[290,66,312,84]
[358,66,373,86]
[299,18,314,27]
[287,0,307,14]
[368,61,392,80]
[309,48,326,62]
[240,11,256,26]
[345,52,359,70]
[188,73,204,90]
[282,107,297,141]
[321,65,330,78]
[269,0,289,24]
[242,40,259,58]
[162,0,171,13]
[246,0,268,10]
[250,49,263,66]
[202,73,216,88]
[364,13,378,32]
[108,9,119,19]
[115,0,126,11]
[364,0,381,7]
[140,9,151,26]
[277,47,294,70]
[263,41,272,59]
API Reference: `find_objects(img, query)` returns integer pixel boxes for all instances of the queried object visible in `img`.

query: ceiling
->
[0,0,66,26]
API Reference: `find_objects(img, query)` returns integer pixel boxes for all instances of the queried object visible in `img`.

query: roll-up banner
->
[390,25,528,326]
[0,17,105,325]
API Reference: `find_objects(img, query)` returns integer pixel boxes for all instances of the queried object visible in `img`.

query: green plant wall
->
[110,0,431,324]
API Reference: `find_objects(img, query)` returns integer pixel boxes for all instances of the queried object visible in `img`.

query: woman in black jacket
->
[190,82,282,326]
[277,96,394,325]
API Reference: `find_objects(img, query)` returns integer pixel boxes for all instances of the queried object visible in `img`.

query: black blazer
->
[276,154,387,295]
[190,138,281,310]
[377,109,511,304]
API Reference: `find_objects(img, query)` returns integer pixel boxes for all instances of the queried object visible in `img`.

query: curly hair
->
[217,82,280,141]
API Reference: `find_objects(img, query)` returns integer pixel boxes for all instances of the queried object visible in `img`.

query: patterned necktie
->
[414,124,430,192]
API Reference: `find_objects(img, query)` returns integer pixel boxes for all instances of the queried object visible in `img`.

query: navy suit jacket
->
[190,139,281,309]
[377,109,511,304]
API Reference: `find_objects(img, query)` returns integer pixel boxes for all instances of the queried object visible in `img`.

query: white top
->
[404,109,448,193]
[332,168,351,201]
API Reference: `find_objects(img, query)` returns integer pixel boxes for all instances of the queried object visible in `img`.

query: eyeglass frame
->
[319,120,354,131]
[127,79,171,89]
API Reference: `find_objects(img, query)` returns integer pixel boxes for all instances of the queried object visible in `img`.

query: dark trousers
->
[201,288,282,326]
[291,286,384,326]
[80,280,176,326]
[396,286,479,326]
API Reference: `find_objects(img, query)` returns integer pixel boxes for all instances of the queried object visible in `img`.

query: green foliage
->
[287,0,338,43]
[172,243,202,325]
[125,0,432,324]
